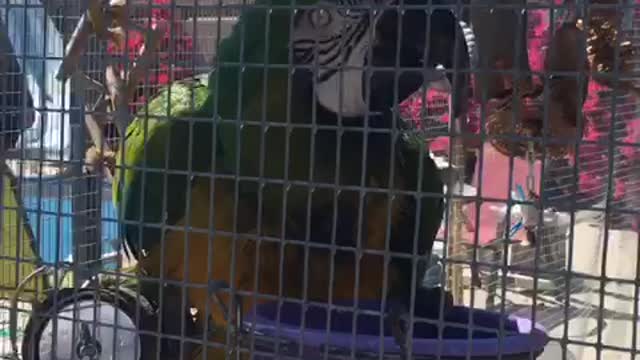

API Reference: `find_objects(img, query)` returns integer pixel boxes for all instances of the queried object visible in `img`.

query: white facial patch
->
[316,42,369,116]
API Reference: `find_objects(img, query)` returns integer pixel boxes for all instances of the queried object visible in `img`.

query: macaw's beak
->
[367,4,472,119]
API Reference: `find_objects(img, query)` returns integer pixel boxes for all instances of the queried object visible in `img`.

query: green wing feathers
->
[113,74,214,259]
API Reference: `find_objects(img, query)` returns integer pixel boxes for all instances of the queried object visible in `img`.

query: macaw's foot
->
[414,286,454,318]
[387,300,411,360]
[84,145,116,180]
[387,287,454,358]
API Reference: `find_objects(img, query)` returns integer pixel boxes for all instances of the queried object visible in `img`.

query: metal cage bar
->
[0,0,639,359]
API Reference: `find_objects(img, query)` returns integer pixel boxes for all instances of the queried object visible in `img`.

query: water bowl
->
[243,300,549,359]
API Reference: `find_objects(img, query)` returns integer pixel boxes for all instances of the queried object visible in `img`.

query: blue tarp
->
[21,183,118,264]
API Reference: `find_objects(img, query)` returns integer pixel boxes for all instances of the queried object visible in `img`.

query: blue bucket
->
[243,300,549,359]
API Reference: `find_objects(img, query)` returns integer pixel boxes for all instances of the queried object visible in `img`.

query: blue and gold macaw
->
[113,0,469,357]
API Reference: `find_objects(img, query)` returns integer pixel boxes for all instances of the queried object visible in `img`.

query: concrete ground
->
[439,143,639,360]
[453,224,640,360]
[449,144,640,360]
[536,225,639,360]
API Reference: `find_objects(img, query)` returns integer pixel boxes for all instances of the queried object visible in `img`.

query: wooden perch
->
[109,0,128,23]
[109,0,127,7]
[73,71,108,93]
[85,95,113,154]
[126,24,165,101]
[58,0,165,178]
[108,26,127,49]
[56,0,129,81]
[105,64,130,136]
[89,0,131,47]
[87,0,109,40]
[56,12,93,82]
[84,96,116,181]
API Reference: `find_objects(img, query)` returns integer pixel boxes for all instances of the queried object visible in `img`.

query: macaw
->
[113,1,391,355]
[113,0,468,358]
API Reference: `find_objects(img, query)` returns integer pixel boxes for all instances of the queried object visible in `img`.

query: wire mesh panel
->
[0,0,639,359]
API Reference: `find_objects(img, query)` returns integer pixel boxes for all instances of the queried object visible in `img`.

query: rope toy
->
[585,16,640,97]
[485,84,571,159]
[486,20,591,160]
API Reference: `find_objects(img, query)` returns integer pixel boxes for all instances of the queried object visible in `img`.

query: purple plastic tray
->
[243,300,549,359]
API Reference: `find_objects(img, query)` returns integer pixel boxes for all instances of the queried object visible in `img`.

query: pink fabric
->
[399,6,639,209]
[106,0,195,112]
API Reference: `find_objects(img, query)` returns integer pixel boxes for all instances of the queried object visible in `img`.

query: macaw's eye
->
[309,8,332,28]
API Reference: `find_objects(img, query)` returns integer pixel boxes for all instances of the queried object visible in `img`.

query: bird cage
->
[2,0,640,359]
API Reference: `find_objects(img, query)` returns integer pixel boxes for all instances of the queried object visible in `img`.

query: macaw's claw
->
[387,287,455,358]
[84,146,116,180]
[387,300,411,360]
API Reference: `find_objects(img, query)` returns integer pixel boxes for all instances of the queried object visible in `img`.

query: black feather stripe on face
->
[316,14,370,82]
[292,0,373,78]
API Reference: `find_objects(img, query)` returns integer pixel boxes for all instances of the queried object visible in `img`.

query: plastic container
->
[243,300,549,359]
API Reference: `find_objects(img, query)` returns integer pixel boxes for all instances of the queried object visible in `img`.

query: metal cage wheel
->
[20,287,156,360]
[20,284,197,360]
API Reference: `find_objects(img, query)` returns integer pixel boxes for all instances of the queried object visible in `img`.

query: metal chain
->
[522,142,540,247]
[526,142,536,195]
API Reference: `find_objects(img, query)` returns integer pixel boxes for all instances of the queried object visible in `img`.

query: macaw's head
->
[289,0,393,116]
[213,0,393,120]
[368,5,471,120]
[288,0,470,120]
